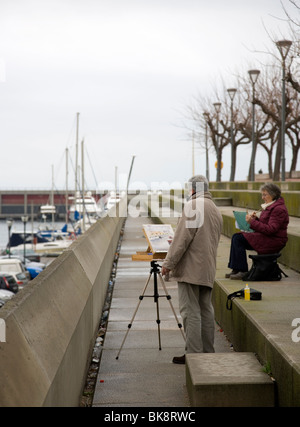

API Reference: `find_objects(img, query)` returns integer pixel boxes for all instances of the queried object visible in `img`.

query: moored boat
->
[69,191,103,221]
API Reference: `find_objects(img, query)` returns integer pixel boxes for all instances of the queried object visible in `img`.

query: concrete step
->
[213,197,233,206]
[186,352,275,407]
[210,188,300,217]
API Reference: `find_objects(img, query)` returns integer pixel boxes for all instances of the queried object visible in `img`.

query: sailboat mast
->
[81,138,85,232]
[192,131,195,176]
[75,112,80,199]
[126,155,135,193]
[51,164,55,227]
[66,147,69,224]
[115,166,118,195]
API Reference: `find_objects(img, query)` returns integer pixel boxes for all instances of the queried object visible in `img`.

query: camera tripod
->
[116,260,186,359]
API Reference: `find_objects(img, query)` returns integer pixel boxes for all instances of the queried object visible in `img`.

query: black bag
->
[226,288,262,310]
[242,253,288,282]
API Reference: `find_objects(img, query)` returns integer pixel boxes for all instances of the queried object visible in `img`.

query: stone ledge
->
[210,189,300,217]
[213,253,300,407]
[186,352,274,407]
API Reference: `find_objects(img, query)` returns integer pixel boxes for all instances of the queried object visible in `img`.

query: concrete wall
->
[0,200,125,407]
[210,189,300,217]
[209,181,300,192]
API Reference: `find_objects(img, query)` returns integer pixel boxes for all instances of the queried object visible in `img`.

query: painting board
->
[143,224,174,253]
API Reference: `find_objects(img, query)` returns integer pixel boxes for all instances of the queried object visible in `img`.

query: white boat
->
[40,204,56,215]
[34,239,73,256]
[69,191,103,221]
[13,239,73,257]
[10,224,74,257]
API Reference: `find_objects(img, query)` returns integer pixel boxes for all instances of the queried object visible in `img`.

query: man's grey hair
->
[188,175,209,193]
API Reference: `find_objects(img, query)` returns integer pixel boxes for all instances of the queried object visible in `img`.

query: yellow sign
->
[215,161,224,169]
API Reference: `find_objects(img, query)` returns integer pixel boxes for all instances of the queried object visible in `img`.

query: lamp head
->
[213,102,222,114]
[227,88,237,101]
[276,40,292,60]
[248,69,260,85]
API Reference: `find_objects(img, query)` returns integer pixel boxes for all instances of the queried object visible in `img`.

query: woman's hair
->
[260,183,281,200]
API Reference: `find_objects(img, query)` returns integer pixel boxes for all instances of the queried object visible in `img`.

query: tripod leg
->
[153,267,162,350]
[158,273,186,343]
[116,272,152,360]
[155,298,162,351]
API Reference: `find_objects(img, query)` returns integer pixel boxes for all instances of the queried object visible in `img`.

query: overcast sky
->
[0,0,298,191]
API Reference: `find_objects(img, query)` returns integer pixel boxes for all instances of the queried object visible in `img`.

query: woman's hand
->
[246,212,257,223]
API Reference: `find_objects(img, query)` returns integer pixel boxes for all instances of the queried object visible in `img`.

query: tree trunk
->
[290,145,300,173]
[268,152,273,178]
[230,144,237,181]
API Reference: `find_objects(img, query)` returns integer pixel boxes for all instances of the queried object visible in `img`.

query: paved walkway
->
[92,213,232,407]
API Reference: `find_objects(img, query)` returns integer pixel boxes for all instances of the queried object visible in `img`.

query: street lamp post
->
[6,218,14,258]
[248,69,260,181]
[227,88,237,181]
[192,131,195,176]
[276,39,292,182]
[203,112,210,181]
[213,102,222,182]
[21,216,29,262]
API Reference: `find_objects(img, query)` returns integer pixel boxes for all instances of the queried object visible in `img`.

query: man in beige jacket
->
[161,175,223,364]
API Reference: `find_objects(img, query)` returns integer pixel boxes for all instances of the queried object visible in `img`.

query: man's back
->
[163,191,223,287]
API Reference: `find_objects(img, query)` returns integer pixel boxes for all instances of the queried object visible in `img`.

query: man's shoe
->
[172,355,185,364]
[230,271,247,280]
[225,269,238,278]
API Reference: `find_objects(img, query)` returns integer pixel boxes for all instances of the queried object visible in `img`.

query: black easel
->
[116,260,185,360]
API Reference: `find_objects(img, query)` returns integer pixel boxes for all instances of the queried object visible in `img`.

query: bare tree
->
[182,0,300,182]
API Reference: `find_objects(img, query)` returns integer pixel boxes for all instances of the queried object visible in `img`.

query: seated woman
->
[226,183,289,280]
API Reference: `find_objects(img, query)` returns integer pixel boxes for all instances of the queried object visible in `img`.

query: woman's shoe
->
[230,271,247,280]
[225,269,239,278]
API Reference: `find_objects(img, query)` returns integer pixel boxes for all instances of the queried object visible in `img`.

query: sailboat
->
[68,116,103,233]
[37,164,71,242]
[104,156,135,212]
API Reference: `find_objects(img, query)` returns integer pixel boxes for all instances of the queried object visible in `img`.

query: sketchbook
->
[233,211,254,233]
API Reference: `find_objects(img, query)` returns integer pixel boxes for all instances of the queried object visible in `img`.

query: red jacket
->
[243,197,289,254]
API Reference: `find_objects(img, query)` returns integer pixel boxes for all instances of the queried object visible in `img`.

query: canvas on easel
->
[131,224,174,261]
